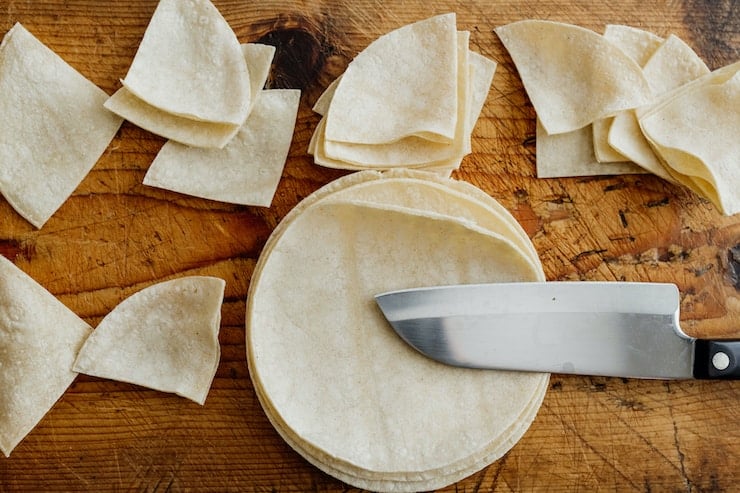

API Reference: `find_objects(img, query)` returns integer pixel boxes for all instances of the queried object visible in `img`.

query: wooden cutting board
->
[1,1,738,490]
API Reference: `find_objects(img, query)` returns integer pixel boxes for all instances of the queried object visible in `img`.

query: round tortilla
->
[246,171,548,490]
[251,366,548,491]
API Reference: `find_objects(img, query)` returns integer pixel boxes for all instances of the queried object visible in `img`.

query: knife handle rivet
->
[711,351,731,371]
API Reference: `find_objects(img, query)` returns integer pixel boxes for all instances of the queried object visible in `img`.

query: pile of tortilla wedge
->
[0,0,300,230]
[308,13,497,178]
[495,20,739,215]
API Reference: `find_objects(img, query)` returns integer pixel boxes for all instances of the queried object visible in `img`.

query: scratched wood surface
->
[0,1,738,491]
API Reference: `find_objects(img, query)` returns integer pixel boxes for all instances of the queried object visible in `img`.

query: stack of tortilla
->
[309,14,497,177]
[104,0,254,149]
[246,170,549,491]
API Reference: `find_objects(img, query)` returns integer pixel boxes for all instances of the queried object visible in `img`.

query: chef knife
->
[375,282,740,379]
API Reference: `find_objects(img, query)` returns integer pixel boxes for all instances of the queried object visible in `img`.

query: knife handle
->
[693,340,740,379]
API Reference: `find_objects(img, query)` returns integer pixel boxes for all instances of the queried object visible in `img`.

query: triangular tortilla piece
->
[0,23,123,229]
[105,43,275,149]
[592,26,664,163]
[143,89,300,207]
[592,117,628,163]
[642,35,709,95]
[0,256,93,457]
[325,13,459,144]
[608,111,677,183]
[609,35,710,181]
[495,20,652,135]
[602,25,664,67]
[241,44,278,113]
[312,115,463,171]
[121,0,250,125]
[255,375,547,490]
[73,277,225,405]
[536,120,644,178]
[639,66,740,215]
[105,88,241,148]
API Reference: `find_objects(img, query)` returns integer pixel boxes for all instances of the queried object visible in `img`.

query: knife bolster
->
[693,339,740,379]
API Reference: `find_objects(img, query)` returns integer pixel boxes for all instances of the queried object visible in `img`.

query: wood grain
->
[1,1,738,491]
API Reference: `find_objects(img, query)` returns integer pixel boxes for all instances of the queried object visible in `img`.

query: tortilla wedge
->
[591,25,664,163]
[0,256,93,457]
[0,23,123,228]
[121,0,250,126]
[73,276,225,405]
[311,47,496,173]
[106,43,275,149]
[496,20,652,135]
[639,63,740,215]
[609,35,710,181]
[143,89,300,207]
[324,13,459,145]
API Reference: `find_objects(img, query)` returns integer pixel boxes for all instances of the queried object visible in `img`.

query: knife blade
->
[375,282,740,380]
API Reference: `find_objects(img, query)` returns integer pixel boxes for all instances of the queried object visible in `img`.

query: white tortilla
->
[609,35,710,181]
[73,276,225,405]
[639,64,740,215]
[592,26,663,163]
[0,256,93,457]
[105,43,275,149]
[143,89,299,207]
[495,20,652,135]
[247,171,547,490]
[104,88,241,148]
[536,120,644,178]
[608,111,676,182]
[641,35,710,95]
[121,0,250,125]
[603,25,664,67]
[324,13,459,144]
[252,356,548,490]
[311,116,464,172]
[592,117,628,163]
[0,23,123,228]
[251,169,540,271]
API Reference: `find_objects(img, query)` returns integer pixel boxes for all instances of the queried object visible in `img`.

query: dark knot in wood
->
[255,16,329,91]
